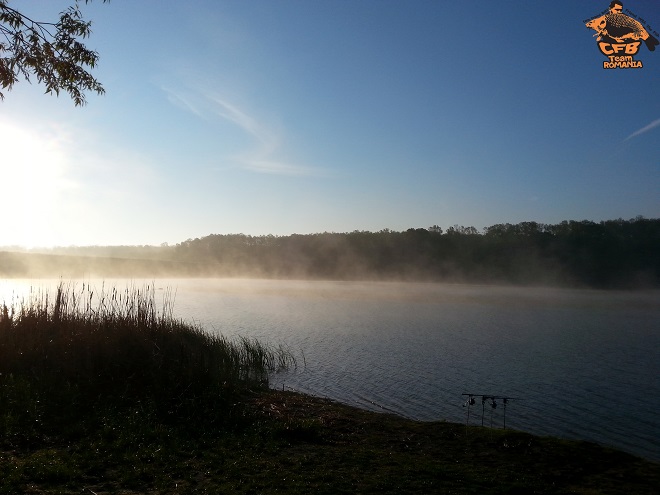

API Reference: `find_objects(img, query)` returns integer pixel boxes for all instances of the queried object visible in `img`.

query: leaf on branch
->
[0,0,107,105]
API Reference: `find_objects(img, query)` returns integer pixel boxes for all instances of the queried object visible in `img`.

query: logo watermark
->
[584,1,658,69]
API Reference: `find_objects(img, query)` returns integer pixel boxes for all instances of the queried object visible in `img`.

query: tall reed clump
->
[0,282,294,431]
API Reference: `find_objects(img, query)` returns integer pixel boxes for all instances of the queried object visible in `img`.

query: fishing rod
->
[462,393,520,430]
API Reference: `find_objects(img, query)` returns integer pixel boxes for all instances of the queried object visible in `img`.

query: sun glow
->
[0,119,75,248]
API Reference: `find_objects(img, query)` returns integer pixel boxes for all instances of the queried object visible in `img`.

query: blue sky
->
[1,0,658,247]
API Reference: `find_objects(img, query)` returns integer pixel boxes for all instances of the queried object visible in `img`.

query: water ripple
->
[4,279,657,460]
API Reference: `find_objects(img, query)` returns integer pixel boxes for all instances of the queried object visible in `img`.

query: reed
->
[0,281,294,430]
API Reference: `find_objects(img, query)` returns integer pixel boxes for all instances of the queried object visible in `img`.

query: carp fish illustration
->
[586,13,659,51]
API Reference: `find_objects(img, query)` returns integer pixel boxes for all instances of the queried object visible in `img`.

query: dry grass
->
[0,281,294,430]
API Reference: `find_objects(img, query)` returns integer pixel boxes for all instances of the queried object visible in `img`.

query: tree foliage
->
[3,217,658,288]
[168,217,660,288]
[0,0,107,105]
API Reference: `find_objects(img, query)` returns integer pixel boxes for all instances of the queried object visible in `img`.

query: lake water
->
[1,278,659,461]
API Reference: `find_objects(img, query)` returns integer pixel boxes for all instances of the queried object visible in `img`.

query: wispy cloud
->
[162,84,326,177]
[163,87,205,119]
[205,94,269,144]
[624,118,660,141]
[235,159,322,176]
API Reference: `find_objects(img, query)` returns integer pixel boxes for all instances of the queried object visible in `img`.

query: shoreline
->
[3,389,658,494]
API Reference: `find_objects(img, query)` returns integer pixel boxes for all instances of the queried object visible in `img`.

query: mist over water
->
[2,278,659,460]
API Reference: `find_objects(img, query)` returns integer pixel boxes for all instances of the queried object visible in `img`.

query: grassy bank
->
[0,282,293,431]
[0,283,658,493]
[0,390,658,494]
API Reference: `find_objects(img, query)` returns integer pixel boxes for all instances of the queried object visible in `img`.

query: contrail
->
[624,118,660,141]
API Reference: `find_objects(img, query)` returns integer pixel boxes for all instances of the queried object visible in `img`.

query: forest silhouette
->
[1,217,658,288]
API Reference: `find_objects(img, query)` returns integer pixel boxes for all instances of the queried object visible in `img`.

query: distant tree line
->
[1,217,657,288]
[170,217,659,288]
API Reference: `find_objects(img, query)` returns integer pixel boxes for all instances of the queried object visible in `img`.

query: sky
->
[0,0,658,248]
